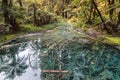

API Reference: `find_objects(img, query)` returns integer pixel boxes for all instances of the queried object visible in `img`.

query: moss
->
[43,23,58,30]
[103,36,120,46]
[0,35,15,43]
[20,22,60,33]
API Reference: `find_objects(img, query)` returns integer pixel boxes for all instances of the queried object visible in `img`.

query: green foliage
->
[43,22,60,30]
[75,18,88,32]
[21,22,59,33]
[0,34,15,43]
[20,24,43,33]
[72,0,80,6]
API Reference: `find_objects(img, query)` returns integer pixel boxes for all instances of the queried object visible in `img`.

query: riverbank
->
[75,26,120,46]
[0,22,60,45]
[0,22,120,47]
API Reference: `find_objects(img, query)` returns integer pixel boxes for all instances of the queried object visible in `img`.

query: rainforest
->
[0,0,120,80]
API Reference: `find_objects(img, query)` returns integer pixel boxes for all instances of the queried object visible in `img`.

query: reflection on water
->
[40,40,120,80]
[0,38,41,80]
[0,24,120,80]
[0,36,120,80]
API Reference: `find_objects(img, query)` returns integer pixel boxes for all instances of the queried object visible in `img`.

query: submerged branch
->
[42,70,68,73]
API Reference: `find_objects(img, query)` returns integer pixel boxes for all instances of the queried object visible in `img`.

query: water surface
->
[0,24,120,80]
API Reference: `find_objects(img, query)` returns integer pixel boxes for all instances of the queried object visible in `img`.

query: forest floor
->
[0,22,59,45]
[75,27,120,46]
[0,19,120,46]
[84,27,120,46]
[68,17,120,46]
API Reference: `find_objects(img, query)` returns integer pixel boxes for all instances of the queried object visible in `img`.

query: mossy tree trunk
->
[2,0,9,23]
[108,0,115,21]
[33,3,37,26]
[2,0,20,32]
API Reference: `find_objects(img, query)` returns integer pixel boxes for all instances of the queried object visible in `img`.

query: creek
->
[0,23,120,80]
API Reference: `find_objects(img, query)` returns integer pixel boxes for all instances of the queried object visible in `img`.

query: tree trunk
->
[91,0,111,33]
[2,0,20,32]
[117,0,120,25]
[33,4,37,26]
[9,0,13,7]
[108,0,114,21]
[91,0,105,24]
[2,0,10,24]
[87,1,94,24]
[117,12,120,25]
[18,0,23,7]
[9,16,20,31]
[61,0,65,17]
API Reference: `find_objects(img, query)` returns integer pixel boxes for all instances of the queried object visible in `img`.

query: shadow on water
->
[0,24,120,80]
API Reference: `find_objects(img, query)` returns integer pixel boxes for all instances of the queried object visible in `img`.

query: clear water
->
[0,24,120,80]
[0,38,41,80]
[40,41,120,80]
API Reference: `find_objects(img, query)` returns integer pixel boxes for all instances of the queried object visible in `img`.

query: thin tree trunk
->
[117,0,120,24]
[61,0,65,17]
[2,0,9,24]
[87,1,94,24]
[18,0,23,7]
[108,0,114,21]
[2,0,20,32]
[91,0,111,33]
[91,0,105,24]
[117,12,120,24]
[9,0,13,7]
[33,4,37,26]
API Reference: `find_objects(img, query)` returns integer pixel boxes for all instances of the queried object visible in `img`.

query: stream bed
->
[0,24,120,80]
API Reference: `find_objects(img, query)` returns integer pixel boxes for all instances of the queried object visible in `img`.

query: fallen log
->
[0,42,27,49]
[41,70,68,73]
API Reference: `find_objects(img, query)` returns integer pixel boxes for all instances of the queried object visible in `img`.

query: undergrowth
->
[20,24,43,33]
[0,35,15,43]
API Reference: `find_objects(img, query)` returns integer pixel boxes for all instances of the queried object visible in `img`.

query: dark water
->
[0,37,120,80]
